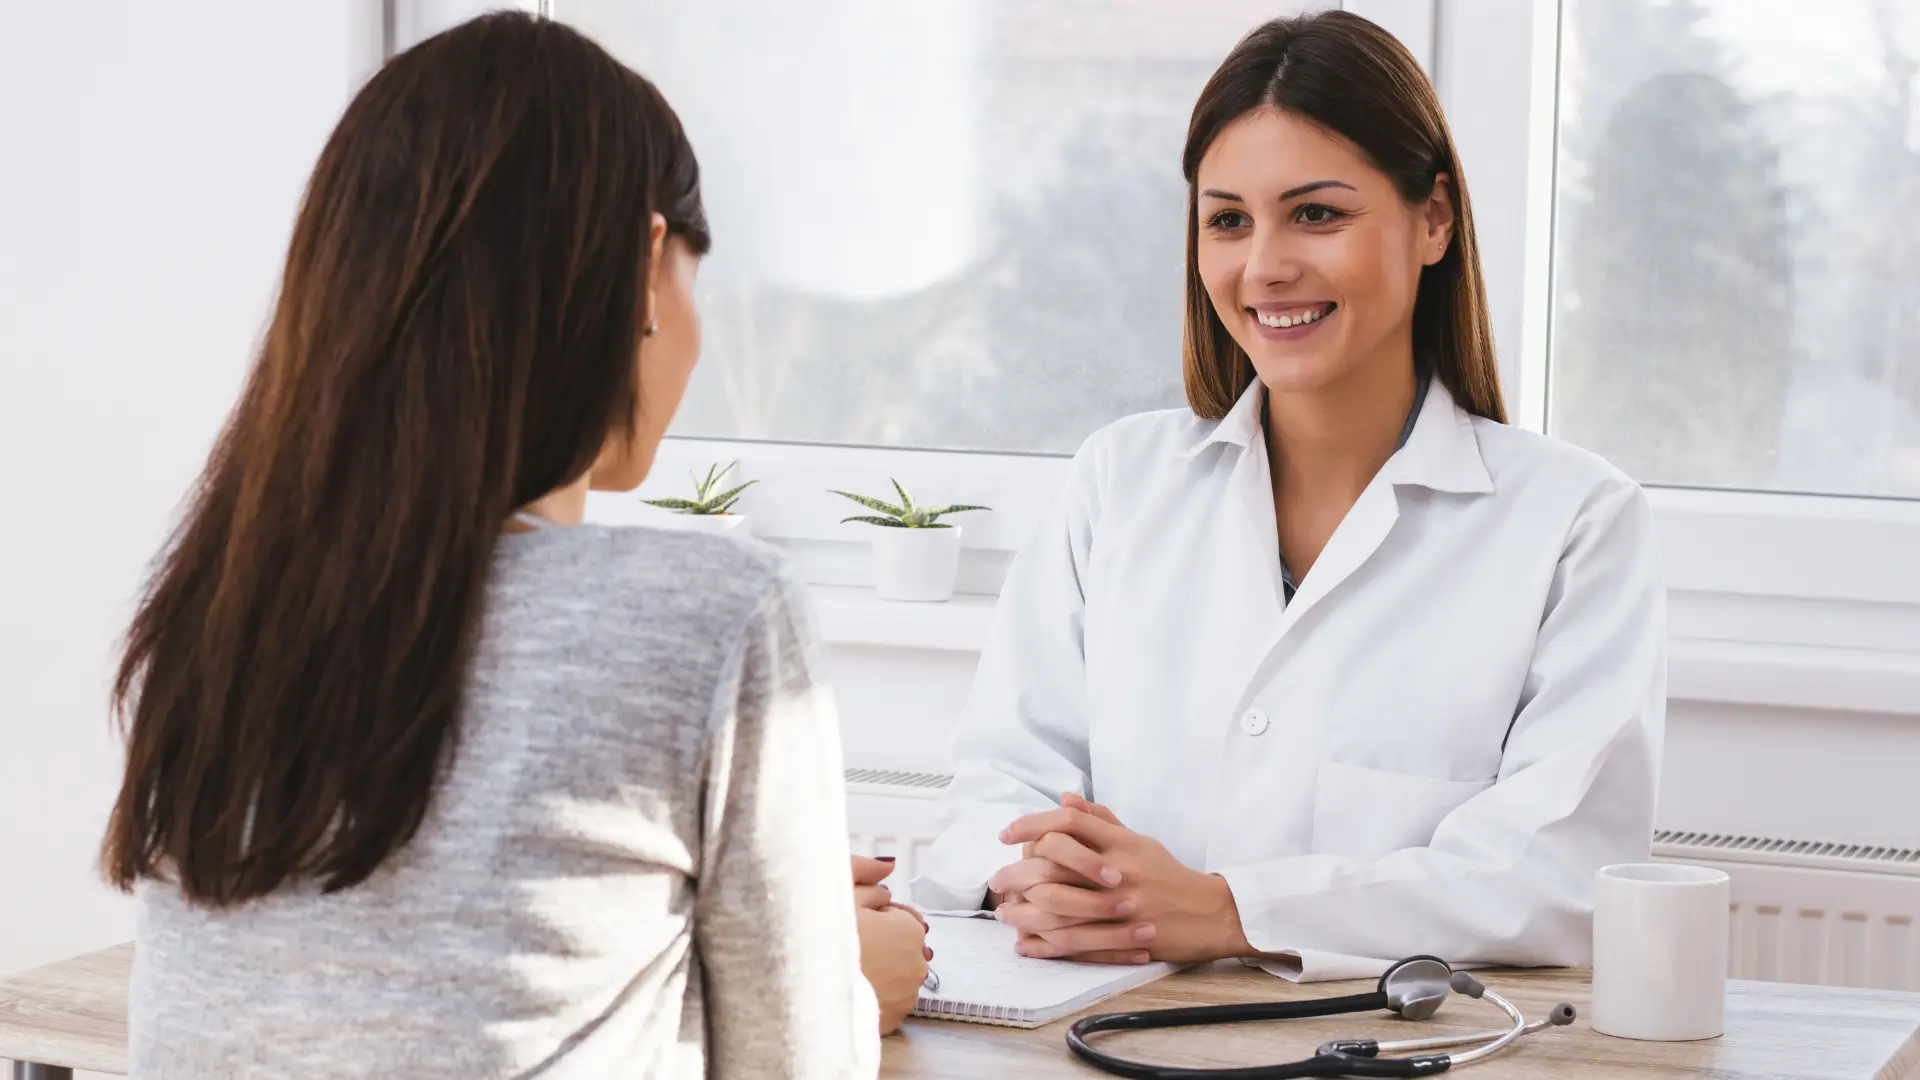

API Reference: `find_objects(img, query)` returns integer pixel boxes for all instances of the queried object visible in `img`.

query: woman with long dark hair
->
[107,13,917,1076]
[914,11,1664,981]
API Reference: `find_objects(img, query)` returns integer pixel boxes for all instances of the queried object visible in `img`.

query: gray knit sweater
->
[130,525,880,1078]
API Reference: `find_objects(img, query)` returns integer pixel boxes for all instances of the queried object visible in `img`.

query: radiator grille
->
[844,768,953,796]
[1653,829,1920,876]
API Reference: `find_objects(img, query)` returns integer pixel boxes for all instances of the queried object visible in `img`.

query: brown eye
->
[1296,204,1348,226]
[1205,210,1250,231]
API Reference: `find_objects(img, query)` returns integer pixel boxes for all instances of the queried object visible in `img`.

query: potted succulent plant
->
[642,461,757,535]
[831,480,989,602]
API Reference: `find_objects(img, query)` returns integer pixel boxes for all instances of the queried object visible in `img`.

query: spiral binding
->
[914,995,1033,1027]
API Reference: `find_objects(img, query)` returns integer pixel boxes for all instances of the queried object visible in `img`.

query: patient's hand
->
[858,905,930,1035]
[852,854,900,912]
[851,855,933,1034]
[852,855,930,947]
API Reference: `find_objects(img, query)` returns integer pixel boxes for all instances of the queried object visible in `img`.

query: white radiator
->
[844,771,1920,992]
[1653,830,1920,991]
[844,768,953,884]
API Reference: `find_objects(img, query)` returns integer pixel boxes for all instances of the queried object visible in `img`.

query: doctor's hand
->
[986,838,1108,912]
[992,795,1253,966]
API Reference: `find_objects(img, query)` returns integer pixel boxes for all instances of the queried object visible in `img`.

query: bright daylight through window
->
[565,0,1311,455]
[1550,0,1920,499]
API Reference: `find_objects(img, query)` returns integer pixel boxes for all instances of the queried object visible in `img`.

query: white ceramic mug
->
[1591,863,1730,1041]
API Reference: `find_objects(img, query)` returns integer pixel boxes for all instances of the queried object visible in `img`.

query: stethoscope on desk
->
[1066,955,1575,1078]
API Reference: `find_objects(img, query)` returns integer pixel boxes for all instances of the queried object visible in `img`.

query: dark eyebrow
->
[1280,179,1358,200]
[1199,180,1358,203]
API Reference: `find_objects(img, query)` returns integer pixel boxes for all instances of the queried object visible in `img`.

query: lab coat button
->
[1240,709,1270,736]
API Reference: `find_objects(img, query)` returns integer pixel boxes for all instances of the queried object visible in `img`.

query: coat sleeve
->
[907,444,1105,912]
[1217,477,1666,980]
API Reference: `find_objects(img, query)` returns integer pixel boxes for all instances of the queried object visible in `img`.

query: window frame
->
[1439,0,1920,717]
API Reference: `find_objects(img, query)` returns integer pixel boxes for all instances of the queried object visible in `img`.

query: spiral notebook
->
[912,915,1178,1028]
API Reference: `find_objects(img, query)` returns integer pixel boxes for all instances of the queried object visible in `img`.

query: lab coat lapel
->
[1211,411,1290,707]
[1189,380,1290,625]
[1230,437,1290,615]
[1268,375,1491,623]
[1281,476,1400,624]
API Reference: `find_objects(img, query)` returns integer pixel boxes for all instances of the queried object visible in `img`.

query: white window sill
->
[809,581,1920,718]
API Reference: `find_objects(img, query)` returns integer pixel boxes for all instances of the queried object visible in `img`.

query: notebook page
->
[914,915,1177,1027]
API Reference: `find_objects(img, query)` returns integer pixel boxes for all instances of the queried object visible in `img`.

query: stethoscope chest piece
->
[1065,955,1575,1078]
[1378,956,1453,1021]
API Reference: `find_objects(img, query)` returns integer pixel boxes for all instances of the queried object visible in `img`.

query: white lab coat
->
[910,377,1665,981]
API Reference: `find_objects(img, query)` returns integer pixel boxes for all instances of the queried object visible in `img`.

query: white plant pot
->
[665,513,752,536]
[871,525,962,602]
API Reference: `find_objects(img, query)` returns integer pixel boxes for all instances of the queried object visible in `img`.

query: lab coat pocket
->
[1310,762,1494,862]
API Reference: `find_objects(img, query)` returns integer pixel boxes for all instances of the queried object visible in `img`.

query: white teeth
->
[1256,306,1329,328]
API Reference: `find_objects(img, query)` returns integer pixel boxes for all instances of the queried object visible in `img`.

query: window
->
[1550,0,1920,499]
[562,0,1315,455]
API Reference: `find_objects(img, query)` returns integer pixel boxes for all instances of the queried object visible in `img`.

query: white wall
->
[829,645,979,771]
[0,0,364,977]
[1659,701,1920,850]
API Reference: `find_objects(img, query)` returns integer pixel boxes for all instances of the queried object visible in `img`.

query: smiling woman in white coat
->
[910,10,1665,981]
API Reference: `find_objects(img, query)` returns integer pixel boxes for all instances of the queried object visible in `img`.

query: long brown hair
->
[103,12,710,905]
[1180,11,1505,423]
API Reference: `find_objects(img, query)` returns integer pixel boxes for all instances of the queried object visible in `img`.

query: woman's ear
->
[643,211,669,333]
[1422,174,1456,266]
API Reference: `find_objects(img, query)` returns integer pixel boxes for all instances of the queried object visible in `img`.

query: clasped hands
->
[988,794,1255,965]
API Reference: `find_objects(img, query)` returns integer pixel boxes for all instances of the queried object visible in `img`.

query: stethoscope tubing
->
[1367,1007,1571,1055]
[1065,1036,1451,1080]
[1067,991,1456,1079]
[1070,991,1389,1035]
[1430,987,1523,1067]
[1065,975,1572,1079]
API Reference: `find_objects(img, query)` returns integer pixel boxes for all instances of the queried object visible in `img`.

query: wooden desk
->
[887,962,1920,1079]
[0,945,130,1078]
[5,946,1919,1078]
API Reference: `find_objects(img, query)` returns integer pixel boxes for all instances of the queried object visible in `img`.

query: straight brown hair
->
[1181,11,1506,423]
[103,12,710,905]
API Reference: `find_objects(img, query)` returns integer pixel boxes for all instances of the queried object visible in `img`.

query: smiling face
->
[1195,105,1454,396]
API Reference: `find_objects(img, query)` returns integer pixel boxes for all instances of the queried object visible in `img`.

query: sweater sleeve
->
[696,566,880,1080]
